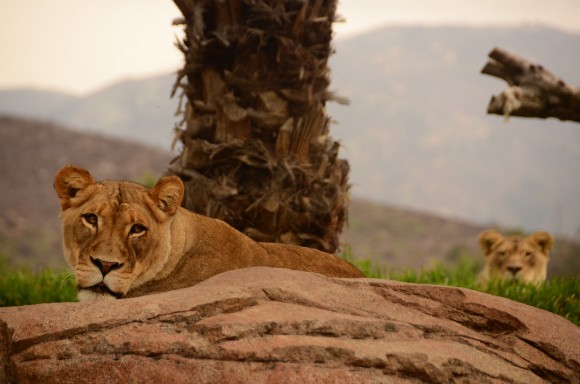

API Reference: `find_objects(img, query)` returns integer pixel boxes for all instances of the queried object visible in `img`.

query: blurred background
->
[1,0,579,276]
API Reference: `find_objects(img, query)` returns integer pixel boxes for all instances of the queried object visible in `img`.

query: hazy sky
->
[1,0,579,95]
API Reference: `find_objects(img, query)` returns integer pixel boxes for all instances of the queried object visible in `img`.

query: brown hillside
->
[0,115,577,276]
[344,199,580,278]
[0,115,173,233]
[344,200,485,270]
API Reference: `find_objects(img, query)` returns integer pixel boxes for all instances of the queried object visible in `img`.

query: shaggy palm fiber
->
[169,0,349,253]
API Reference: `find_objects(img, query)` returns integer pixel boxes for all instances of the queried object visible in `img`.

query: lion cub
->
[54,165,363,301]
[478,229,553,284]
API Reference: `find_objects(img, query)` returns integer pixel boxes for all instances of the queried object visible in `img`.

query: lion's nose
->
[90,257,123,276]
[507,265,522,275]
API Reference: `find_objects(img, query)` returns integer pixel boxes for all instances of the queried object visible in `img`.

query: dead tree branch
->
[481,47,580,123]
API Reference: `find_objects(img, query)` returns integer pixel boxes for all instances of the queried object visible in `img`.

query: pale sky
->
[1,0,579,95]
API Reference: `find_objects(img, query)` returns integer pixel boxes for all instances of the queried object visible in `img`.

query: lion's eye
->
[82,213,98,227]
[129,224,147,236]
[524,251,533,258]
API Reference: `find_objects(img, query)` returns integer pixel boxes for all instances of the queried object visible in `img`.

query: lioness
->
[478,229,553,284]
[54,165,363,301]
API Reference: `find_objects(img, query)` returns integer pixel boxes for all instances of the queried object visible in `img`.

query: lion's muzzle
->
[90,256,124,276]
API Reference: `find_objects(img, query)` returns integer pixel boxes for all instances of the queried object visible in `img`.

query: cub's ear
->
[529,231,554,255]
[150,176,184,215]
[478,229,503,255]
[54,166,96,210]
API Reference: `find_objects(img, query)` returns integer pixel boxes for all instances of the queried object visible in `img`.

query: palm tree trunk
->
[168,0,349,253]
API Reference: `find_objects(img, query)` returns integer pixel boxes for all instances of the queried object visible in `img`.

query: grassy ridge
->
[345,253,580,326]
[0,255,578,326]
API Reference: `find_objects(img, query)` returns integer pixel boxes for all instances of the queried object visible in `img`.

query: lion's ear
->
[54,166,96,210]
[479,229,503,255]
[529,231,554,255]
[150,176,184,215]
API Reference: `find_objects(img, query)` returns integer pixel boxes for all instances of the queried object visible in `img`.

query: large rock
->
[1,268,578,383]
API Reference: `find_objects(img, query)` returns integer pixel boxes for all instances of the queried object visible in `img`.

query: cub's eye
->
[82,213,98,227]
[524,251,533,258]
[129,224,147,236]
[497,251,506,258]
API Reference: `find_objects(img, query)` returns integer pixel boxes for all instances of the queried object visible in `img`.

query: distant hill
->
[0,89,78,117]
[1,25,579,240]
[1,116,577,277]
[0,75,178,148]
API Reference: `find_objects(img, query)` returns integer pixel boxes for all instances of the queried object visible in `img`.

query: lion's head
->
[478,229,553,284]
[54,165,184,301]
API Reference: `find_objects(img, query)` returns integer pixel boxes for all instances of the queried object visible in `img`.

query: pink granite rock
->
[1,267,578,383]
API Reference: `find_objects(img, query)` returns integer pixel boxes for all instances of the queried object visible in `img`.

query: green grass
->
[1,252,578,326]
[483,278,579,324]
[0,258,77,307]
[343,251,580,326]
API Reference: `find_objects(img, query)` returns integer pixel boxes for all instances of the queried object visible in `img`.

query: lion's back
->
[258,242,364,278]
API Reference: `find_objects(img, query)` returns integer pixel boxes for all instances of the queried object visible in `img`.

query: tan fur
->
[54,165,363,301]
[478,229,553,284]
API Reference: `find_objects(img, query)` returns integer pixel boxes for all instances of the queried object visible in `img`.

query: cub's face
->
[478,229,553,284]
[54,166,184,301]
